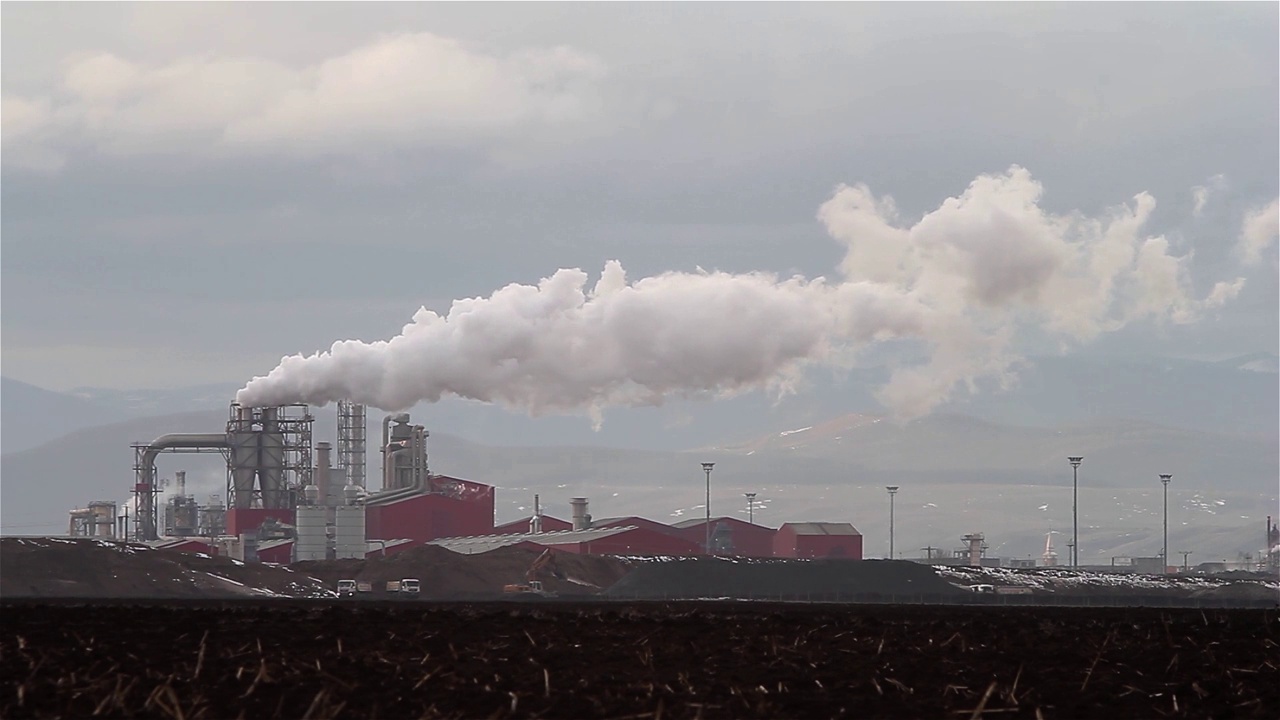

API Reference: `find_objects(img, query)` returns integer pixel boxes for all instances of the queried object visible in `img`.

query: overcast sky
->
[3,2,1277,393]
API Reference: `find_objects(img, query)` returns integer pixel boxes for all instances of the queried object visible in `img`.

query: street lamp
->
[1160,474,1172,575]
[1068,457,1083,567]
[744,492,757,525]
[886,486,899,560]
[702,462,715,554]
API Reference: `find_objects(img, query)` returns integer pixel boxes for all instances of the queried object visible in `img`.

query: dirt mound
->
[0,538,332,599]
[295,545,632,598]
[604,557,963,599]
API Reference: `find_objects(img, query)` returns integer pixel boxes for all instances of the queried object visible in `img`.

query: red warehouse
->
[592,516,689,539]
[493,515,573,534]
[773,522,863,560]
[365,475,495,543]
[544,526,702,556]
[672,517,777,557]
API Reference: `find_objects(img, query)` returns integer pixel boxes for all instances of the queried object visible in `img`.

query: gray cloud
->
[2,3,1276,395]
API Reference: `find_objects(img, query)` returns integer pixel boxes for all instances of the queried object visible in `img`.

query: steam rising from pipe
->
[237,166,1251,421]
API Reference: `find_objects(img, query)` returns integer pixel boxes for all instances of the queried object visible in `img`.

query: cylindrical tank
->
[570,497,591,531]
[333,501,366,560]
[259,407,286,509]
[315,442,332,506]
[294,506,328,562]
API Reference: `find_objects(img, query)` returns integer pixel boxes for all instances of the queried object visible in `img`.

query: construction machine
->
[503,549,564,596]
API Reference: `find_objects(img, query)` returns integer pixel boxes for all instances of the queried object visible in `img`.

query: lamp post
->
[1068,457,1083,566]
[886,486,899,560]
[702,462,715,554]
[744,492,756,525]
[1160,474,1172,575]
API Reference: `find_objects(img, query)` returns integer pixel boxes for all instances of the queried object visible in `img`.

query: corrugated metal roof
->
[671,516,755,529]
[429,526,638,554]
[782,522,861,536]
[257,538,295,551]
[366,538,417,553]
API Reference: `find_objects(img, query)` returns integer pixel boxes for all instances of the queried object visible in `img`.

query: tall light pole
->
[702,462,715,554]
[886,486,899,560]
[1068,457,1083,567]
[744,492,756,525]
[1160,474,1172,575]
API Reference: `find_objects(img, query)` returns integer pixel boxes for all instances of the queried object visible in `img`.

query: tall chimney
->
[176,471,186,497]
[531,494,543,534]
[570,497,591,531]
[316,442,332,506]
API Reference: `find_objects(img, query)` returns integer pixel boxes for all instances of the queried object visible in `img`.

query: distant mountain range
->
[2,352,1275,561]
[2,403,1274,563]
[3,352,1277,455]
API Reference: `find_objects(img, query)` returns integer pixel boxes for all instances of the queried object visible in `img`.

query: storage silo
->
[333,485,366,560]
[295,503,328,562]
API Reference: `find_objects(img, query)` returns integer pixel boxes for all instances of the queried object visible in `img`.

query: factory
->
[71,401,866,562]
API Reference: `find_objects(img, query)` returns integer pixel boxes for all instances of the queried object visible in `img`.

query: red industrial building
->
[542,526,702,556]
[227,508,296,537]
[256,538,295,564]
[592,516,689,538]
[493,515,573,534]
[773,522,863,559]
[672,517,777,557]
[365,475,494,543]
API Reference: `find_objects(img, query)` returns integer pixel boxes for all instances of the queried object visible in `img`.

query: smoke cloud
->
[237,166,1247,421]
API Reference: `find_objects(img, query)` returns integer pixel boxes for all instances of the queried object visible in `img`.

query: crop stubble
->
[1,601,1275,719]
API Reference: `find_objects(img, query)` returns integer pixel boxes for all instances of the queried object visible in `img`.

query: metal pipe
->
[1160,474,1172,575]
[886,486,899,560]
[381,415,393,491]
[701,463,715,554]
[1068,457,1083,567]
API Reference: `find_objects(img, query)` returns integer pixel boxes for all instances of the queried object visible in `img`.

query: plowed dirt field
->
[2,601,1275,719]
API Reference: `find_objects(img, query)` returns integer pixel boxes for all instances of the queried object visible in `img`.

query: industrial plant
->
[61,401,867,563]
[62,399,1280,576]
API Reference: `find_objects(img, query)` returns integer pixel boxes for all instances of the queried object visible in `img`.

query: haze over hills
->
[2,352,1275,562]
[2,397,1274,563]
[3,353,1277,454]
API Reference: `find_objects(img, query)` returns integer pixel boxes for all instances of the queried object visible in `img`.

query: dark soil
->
[0,538,331,599]
[296,545,632,598]
[0,539,630,600]
[1,601,1274,719]
[605,557,966,599]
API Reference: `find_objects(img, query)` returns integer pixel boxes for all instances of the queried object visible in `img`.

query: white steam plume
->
[237,166,1246,421]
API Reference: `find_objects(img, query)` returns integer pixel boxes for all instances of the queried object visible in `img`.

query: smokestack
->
[175,471,186,497]
[316,442,332,506]
[531,494,542,534]
[570,497,591,531]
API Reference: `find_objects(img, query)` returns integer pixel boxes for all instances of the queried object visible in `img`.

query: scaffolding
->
[132,444,227,541]
[337,400,367,488]
[224,403,313,510]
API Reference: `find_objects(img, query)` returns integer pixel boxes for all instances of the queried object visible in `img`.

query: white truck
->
[385,579,421,598]
[337,579,358,598]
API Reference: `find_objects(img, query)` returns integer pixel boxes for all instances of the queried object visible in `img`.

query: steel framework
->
[337,400,367,488]
[224,404,313,511]
[132,443,226,541]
